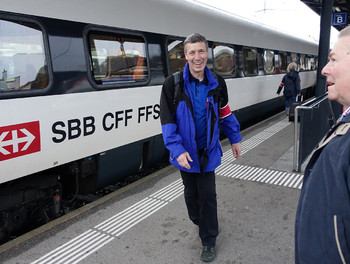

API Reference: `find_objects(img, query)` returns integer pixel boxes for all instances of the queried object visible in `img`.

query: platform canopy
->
[298,0,348,96]
[301,0,350,30]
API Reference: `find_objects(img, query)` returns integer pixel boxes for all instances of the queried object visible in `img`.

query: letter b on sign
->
[333,12,347,26]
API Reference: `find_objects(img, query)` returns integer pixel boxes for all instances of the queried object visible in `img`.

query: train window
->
[300,54,306,71]
[274,54,280,73]
[310,57,316,70]
[287,54,292,65]
[291,53,300,70]
[207,47,214,72]
[305,56,313,70]
[167,39,186,75]
[278,52,288,73]
[213,45,235,77]
[243,48,258,76]
[263,50,275,74]
[305,57,309,70]
[0,19,48,92]
[88,32,148,85]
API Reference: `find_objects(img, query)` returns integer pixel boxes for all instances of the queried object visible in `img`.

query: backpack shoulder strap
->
[173,71,183,104]
[215,74,227,109]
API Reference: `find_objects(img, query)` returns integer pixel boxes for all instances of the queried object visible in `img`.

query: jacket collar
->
[183,63,218,91]
[340,112,350,123]
[189,71,208,85]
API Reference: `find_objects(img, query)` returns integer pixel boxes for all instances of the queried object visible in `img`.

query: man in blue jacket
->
[295,25,350,263]
[160,33,241,262]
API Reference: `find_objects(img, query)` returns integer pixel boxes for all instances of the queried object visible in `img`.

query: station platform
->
[0,112,305,264]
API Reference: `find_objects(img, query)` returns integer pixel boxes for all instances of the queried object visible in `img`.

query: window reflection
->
[278,52,288,73]
[167,39,186,75]
[300,54,306,71]
[89,32,148,85]
[305,57,310,70]
[305,56,315,71]
[0,19,48,92]
[263,50,274,74]
[309,57,316,70]
[243,48,258,76]
[213,45,235,77]
[291,53,300,70]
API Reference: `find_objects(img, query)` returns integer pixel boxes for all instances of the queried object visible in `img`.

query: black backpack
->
[173,71,182,105]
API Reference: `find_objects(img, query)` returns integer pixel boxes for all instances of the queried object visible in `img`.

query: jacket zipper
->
[206,97,210,148]
[183,85,198,159]
[334,215,347,264]
[207,97,215,147]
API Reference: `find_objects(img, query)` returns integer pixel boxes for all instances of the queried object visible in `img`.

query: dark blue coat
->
[160,63,241,173]
[277,71,301,97]
[295,114,350,263]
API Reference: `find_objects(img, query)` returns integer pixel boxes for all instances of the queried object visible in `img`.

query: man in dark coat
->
[295,25,350,263]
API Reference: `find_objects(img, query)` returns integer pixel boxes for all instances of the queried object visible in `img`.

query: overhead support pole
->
[315,0,333,97]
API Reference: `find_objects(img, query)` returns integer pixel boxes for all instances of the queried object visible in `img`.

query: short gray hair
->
[184,33,208,53]
[337,26,350,54]
[339,25,350,38]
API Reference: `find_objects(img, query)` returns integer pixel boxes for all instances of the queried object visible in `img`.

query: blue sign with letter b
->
[333,12,347,26]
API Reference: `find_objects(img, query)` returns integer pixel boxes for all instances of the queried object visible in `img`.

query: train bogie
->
[0,172,61,243]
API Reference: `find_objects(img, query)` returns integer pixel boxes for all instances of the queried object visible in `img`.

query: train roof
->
[1,0,318,55]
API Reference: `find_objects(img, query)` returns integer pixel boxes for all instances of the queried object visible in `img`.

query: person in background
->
[160,33,242,262]
[295,25,350,263]
[276,62,301,116]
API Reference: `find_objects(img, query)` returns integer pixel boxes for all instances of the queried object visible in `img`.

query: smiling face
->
[322,35,350,106]
[184,41,209,80]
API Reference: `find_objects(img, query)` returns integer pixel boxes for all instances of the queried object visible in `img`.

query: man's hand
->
[231,143,241,159]
[177,152,193,169]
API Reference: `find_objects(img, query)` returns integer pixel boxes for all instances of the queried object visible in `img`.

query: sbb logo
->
[0,121,41,161]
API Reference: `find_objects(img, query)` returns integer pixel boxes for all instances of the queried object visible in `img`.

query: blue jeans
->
[180,170,218,247]
[285,96,297,111]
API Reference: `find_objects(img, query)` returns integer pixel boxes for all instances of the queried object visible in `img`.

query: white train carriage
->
[0,0,318,242]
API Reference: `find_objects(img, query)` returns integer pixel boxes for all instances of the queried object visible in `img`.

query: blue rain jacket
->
[159,63,241,173]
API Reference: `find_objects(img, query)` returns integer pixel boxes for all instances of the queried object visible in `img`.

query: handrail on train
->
[293,94,330,172]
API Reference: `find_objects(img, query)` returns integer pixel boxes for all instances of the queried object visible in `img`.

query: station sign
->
[332,12,347,26]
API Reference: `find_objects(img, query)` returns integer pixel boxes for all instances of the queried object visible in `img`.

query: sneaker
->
[200,246,216,262]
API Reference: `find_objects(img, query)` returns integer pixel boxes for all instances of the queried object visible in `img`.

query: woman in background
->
[277,62,301,116]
